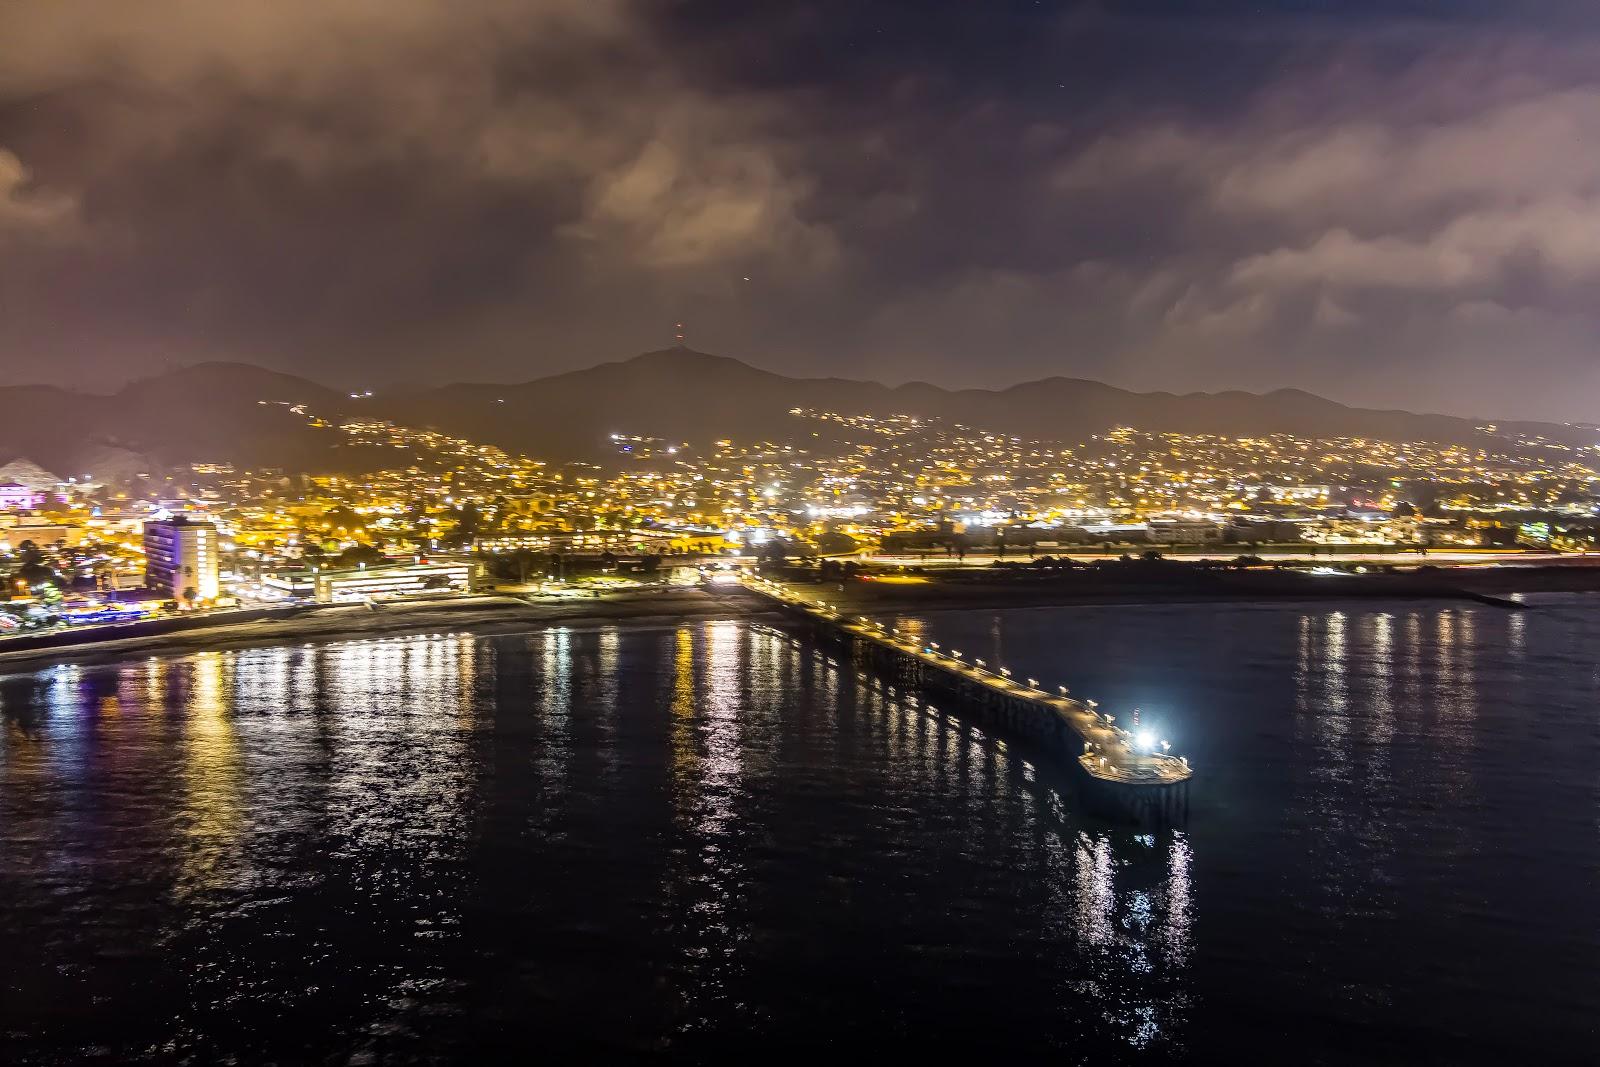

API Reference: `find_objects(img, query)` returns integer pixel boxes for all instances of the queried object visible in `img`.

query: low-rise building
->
[1144,517,1225,544]
[0,521,86,550]
[0,482,44,511]
[313,560,474,603]
[260,571,316,599]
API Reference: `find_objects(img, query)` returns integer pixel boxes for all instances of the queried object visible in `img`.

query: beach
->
[0,589,769,674]
[6,562,1598,673]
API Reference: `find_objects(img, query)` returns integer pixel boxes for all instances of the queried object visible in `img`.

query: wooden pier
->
[742,576,1193,825]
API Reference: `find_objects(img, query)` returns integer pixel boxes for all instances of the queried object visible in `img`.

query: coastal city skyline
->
[3,344,1598,631]
[4,3,1598,1063]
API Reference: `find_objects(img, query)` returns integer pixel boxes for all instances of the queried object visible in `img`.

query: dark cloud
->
[1,1,1598,420]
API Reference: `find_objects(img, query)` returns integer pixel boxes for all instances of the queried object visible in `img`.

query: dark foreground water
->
[1,599,1596,1063]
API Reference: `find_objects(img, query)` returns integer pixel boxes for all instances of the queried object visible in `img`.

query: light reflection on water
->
[908,597,1600,1062]
[175,651,242,901]
[0,622,1196,1060]
[1,599,1596,1061]
[667,621,756,1037]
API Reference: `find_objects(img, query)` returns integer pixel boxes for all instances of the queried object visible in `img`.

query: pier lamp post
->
[1027,677,1038,689]
[975,658,987,669]
[929,642,940,650]
[1057,685,1068,696]
[1000,667,1012,678]
[951,650,962,659]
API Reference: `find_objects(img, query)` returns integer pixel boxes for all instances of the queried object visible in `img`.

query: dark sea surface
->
[1,597,1597,1063]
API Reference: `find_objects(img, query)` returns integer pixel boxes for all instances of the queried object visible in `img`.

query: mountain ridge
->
[0,350,1587,477]
[375,348,1568,462]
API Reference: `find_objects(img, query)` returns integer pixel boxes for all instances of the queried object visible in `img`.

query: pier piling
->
[742,576,1193,826]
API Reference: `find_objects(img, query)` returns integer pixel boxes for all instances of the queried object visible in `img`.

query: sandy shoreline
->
[0,589,769,675]
[4,568,1594,675]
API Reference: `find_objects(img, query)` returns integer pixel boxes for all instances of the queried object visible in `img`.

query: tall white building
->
[144,516,220,603]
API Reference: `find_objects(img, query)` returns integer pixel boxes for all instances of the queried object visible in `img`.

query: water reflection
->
[1437,609,1479,736]
[753,623,1196,1051]
[6,599,1592,1059]
[534,627,574,827]
[1065,827,1192,1048]
[595,627,621,775]
[1369,612,1396,752]
[175,652,243,900]
[0,622,1204,1059]
[1163,834,1194,969]
[664,622,754,1037]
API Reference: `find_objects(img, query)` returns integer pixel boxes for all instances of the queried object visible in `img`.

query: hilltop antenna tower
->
[673,321,686,348]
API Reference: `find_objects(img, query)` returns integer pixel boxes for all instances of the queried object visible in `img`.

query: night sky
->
[2,1,1598,420]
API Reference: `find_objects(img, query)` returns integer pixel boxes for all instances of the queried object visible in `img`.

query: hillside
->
[0,351,1586,477]
[0,363,376,477]
[373,348,1588,461]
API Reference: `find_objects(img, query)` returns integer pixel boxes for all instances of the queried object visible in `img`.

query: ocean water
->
[0,598,1596,1062]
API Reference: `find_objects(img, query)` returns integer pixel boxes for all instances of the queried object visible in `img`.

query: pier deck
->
[742,575,1193,823]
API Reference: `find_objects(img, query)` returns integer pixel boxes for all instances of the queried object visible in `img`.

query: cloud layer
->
[2,1,1598,420]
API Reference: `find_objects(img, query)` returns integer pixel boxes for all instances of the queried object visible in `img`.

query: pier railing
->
[740,574,1193,823]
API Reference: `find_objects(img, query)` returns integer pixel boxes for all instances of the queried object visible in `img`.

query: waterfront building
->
[312,560,473,603]
[1144,517,1225,544]
[144,516,221,603]
[260,571,317,600]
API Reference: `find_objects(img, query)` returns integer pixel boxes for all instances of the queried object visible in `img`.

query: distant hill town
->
[1,349,1591,479]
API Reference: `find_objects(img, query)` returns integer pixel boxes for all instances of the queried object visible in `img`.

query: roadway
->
[866,548,1581,567]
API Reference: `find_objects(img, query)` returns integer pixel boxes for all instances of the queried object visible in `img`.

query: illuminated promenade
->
[741,575,1193,824]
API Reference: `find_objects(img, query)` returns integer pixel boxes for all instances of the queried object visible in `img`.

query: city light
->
[0,7,1588,1058]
